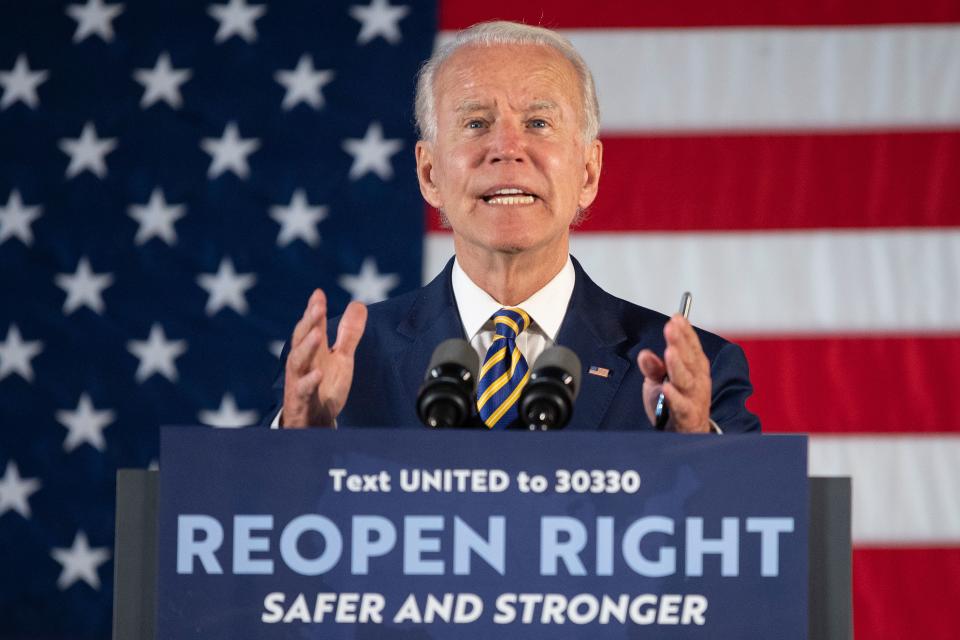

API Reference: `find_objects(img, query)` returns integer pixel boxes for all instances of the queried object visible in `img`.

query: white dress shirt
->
[451,255,576,366]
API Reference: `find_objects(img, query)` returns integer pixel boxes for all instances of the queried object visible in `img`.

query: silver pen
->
[654,291,692,430]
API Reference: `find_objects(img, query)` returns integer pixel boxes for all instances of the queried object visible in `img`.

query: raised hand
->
[637,314,712,433]
[281,289,368,428]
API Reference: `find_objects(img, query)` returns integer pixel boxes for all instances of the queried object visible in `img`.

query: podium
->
[114,428,851,639]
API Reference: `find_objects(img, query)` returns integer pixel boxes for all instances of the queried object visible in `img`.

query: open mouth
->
[481,187,538,205]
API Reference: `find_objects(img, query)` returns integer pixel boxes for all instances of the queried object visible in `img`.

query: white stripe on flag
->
[439,26,960,131]
[810,435,960,544]
[425,230,960,334]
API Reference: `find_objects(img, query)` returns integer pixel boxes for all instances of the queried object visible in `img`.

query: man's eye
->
[528,119,548,128]
[466,120,485,129]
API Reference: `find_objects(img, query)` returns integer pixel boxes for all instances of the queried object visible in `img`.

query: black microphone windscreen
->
[531,346,583,398]
[426,338,479,381]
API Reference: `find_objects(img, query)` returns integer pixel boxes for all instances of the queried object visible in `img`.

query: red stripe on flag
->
[737,335,960,433]
[426,131,960,231]
[853,547,960,639]
[440,0,960,29]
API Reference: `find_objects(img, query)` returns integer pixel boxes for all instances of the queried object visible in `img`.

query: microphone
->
[416,339,480,428]
[518,346,582,431]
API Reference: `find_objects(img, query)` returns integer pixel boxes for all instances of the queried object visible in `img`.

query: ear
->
[415,141,444,209]
[577,138,603,210]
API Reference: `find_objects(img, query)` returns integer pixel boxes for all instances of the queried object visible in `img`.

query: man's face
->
[416,44,602,258]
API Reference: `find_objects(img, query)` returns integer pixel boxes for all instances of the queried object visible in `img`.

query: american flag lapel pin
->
[588,365,610,378]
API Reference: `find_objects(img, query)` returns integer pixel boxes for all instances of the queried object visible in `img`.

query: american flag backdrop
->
[426,3,960,639]
[0,0,432,636]
[0,1,957,639]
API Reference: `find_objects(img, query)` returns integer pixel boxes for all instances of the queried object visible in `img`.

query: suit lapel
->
[555,259,630,430]
[393,259,466,406]
[393,256,632,430]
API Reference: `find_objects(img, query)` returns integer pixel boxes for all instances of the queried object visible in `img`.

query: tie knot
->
[492,307,530,340]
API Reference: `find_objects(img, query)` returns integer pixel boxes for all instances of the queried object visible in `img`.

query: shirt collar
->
[452,255,575,341]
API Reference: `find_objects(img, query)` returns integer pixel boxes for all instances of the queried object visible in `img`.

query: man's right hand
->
[281,289,368,428]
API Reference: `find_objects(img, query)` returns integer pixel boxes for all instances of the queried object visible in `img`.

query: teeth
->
[485,195,536,205]
[483,188,535,205]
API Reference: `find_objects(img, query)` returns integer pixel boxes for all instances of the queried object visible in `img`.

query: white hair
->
[414,21,600,143]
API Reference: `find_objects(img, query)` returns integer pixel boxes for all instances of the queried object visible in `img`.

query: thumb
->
[333,301,368,357]
[637,349,666,381]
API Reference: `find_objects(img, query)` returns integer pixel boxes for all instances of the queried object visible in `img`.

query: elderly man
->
[269,21,760,433]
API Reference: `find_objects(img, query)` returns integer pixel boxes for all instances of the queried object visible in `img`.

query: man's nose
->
[487,121,525,163]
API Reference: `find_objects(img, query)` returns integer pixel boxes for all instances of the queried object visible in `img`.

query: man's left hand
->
[637,315,712,433]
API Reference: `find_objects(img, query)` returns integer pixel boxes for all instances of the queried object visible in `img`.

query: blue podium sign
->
[158,428,808,639]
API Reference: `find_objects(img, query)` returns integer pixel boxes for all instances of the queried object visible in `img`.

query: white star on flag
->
[65,0,125,43]
[128,188,186,246]
[342,121,403,181]
[270,189,327,247]
[198,393,259,428]
[197,257,257,315]
[127,323,188,383]
[349,0,410,45]
[0,190,42,246]
[51,531,111,591]
[133,52,192,109]
[269,340,284,359]
[55,393,116,453]
[274,54,334,110]
[339,256,400,304]
[58,122,118,180]
[0,324,43,383]
[0,461,42,519]
[200,122,260,179]
[0,54,49,110]
[208,0,267,44]
[54,256,114,315]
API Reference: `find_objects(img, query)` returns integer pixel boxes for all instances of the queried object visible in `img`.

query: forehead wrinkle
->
[436,44,585,131]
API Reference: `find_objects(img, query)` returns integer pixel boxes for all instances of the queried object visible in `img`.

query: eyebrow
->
[455,100,491,115]
[526,100,559,113]
[454,99,560,114]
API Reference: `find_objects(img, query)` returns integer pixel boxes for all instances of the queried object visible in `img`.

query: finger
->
[333,302,368,357]
[664,344,696,391]
[287,328,320,374]
[662,381,690,412]
[294,368,322,399]
[637,349,666,381]
[664,317,709,386]
[290,311,312,350]
[291,289,325,348]
[666,315,707,372]
[314,289,328,351]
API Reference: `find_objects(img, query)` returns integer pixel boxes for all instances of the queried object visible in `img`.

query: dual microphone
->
[416,339,583,431]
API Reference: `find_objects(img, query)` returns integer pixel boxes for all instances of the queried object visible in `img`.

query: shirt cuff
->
[271,407,337,429]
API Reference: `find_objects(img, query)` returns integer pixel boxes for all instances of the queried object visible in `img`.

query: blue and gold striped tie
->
[476,307,531,428]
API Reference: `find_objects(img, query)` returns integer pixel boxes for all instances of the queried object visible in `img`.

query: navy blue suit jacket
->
[267,258,760,432]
